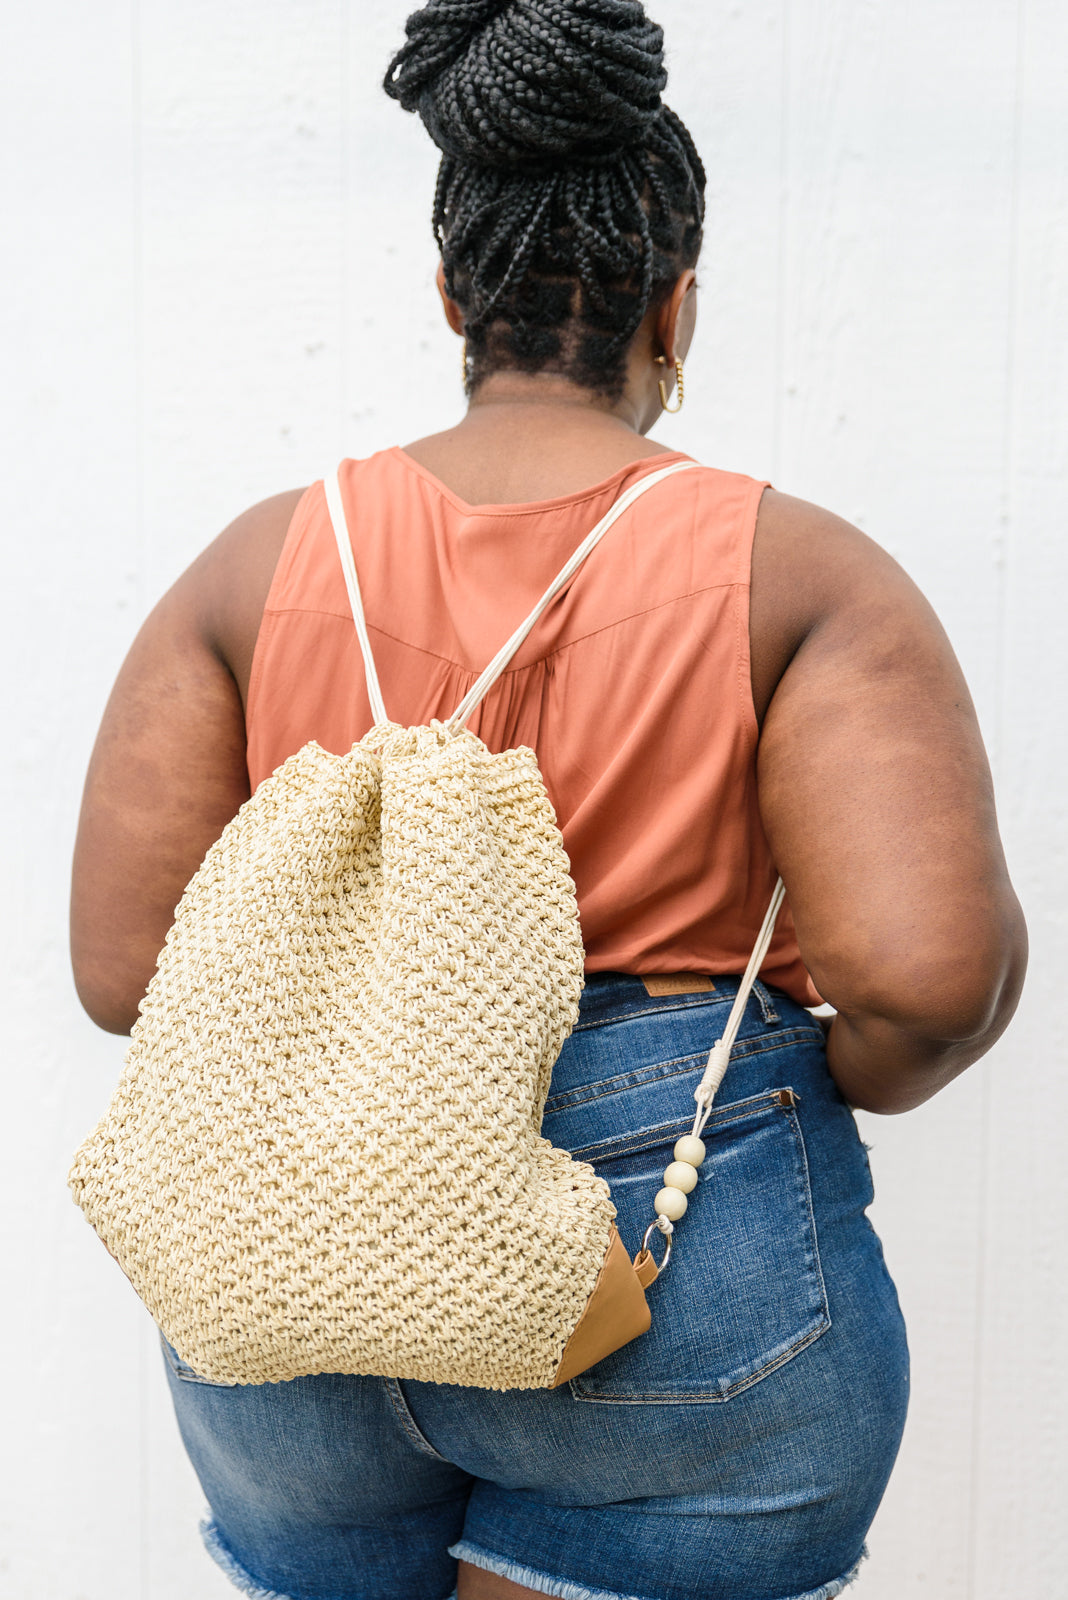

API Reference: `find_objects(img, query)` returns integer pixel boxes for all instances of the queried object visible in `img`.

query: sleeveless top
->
[246,446,820,1006]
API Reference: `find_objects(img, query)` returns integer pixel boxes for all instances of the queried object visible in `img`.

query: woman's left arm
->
[70,489,304,1034]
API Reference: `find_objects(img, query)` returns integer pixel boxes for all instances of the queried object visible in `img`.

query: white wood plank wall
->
[2,2,1064,1595]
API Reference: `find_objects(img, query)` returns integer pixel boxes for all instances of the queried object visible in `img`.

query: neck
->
[401,370,677,506]
[463,370,651,436]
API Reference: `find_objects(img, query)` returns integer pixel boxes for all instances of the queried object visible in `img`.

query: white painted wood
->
[133,4,352,1594]
[1,2,1064,1597]
[137,0,349,595]
[341,1,448,451]
[760,3,1024,1594]
[0,1,145,1594]
[970,2,1068,1594]
[658,2,786,478]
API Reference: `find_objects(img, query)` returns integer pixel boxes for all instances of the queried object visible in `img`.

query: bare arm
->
[70,489,303,1033]
[73,479,1026,1096]
[750,491,1026,1114]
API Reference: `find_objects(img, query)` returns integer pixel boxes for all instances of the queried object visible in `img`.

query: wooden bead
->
[674,1135,706,1167]
[654,1186,688,1221]
[663,1160,698,1194]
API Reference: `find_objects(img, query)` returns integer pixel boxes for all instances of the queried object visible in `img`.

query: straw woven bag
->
[69,459,782,1390]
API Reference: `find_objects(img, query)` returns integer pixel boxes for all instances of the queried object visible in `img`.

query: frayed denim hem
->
[449,1539,867,1600]
[449,1542,651,1600]
[779,1547,867,1600]
[200,1518,296,1600]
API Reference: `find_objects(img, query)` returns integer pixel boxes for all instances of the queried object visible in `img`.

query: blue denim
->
[162,974,908,1600]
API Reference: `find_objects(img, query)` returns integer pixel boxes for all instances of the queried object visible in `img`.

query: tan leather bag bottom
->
[550,1225,659,1386]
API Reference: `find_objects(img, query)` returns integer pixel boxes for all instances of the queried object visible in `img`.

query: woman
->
[70,2,1026,1597]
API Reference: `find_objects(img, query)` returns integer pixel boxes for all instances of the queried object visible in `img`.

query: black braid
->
[385,0,705,399]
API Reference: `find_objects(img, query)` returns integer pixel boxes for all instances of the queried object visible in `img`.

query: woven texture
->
[69,721,616,1388]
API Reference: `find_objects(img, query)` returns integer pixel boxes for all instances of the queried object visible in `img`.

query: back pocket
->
[567,1089,829,1403]
[159,1333,238,1387]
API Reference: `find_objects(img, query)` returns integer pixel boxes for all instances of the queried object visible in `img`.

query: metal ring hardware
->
[640,1219,673,1275]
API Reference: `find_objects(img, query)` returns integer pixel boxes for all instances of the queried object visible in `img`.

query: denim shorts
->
[162,973,909,1600]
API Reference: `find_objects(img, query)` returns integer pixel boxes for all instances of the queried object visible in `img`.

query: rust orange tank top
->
[246,446,820,1006]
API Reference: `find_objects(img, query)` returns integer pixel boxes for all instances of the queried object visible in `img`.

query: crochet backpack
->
[69,458,781,1389]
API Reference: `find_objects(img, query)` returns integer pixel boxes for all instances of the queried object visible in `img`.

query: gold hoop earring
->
[656,356,684,413]
[461,337,468,390]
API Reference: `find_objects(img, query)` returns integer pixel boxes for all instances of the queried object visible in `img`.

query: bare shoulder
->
[71,484,308,1032]
[748,487,949,724]
[177,485,309,704]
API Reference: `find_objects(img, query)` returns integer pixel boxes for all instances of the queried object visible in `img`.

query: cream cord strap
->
[691,876,787,1137]
[445,461,698,729]
[324,471,389,728]
[323,459,699,729]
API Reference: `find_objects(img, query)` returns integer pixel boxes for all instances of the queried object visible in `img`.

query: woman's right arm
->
[750,491,1027,1115]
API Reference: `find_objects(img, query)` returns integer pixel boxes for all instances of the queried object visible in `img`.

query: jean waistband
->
[577,970,812,1030]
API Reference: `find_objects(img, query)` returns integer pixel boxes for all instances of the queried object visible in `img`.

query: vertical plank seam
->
[133,0,146,618]
[340,0,350,464]
[140,1322,149,1599]
[964,4,1028,1597]
[771,0,790,485]
[131,3,149,1589]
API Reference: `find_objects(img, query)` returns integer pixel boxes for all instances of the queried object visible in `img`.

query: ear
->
[436,260,465,336]
[654,269,698,365]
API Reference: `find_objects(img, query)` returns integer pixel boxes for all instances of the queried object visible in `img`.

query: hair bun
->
[384,0,668,169]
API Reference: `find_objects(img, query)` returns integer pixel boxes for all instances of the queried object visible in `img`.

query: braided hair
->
[384,0,705,399]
